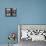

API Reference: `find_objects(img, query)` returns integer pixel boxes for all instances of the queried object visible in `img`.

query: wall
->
[0,0,46,44]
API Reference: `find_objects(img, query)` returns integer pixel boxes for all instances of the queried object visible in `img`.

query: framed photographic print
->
[5,8,16,17]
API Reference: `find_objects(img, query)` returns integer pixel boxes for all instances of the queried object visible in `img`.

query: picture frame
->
[5,8,16,17]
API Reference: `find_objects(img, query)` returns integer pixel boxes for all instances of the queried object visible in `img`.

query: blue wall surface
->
[0,0,46,44]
